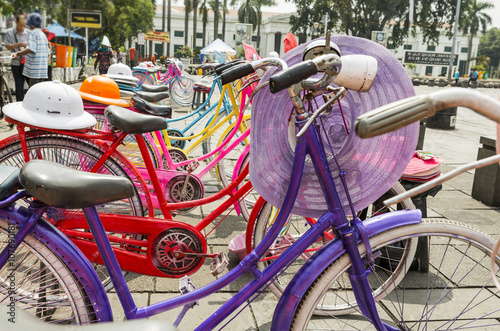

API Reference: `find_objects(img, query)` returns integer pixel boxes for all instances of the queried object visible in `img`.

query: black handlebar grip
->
[214,59,241,71]
[215,60,245,75]
[220,63,255,85]
[269,61,318,93]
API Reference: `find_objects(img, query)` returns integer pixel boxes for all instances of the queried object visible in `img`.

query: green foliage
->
[459,0,492,37]
[471,63,487,71]
[175,45,195,58]
[478,27,500,68]
[232,0,276,31]
[288,0,461,47]
[54,0,154,47]
[405,63,416,70]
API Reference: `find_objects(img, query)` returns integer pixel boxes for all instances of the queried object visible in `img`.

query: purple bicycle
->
[0,36,499,330]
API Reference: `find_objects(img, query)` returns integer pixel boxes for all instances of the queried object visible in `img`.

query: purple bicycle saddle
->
[250,35,418,218]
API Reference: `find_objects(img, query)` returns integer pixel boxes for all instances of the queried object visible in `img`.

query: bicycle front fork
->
[339,225,399,331]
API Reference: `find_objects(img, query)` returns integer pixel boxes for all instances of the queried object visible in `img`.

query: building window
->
[441,67,447,76]
[425,66,433,75]
[444,46,452,52]
[174,31,184,38]
[387,43,396,49]
[403,44,412,50]
[427,45,436,51]
[154,43,163,56]
[217,34,222,39]
[461,47,468,53]
[196,32,203,39]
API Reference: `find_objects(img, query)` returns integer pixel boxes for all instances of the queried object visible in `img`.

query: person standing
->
[454,70,460,86]
[12,13,49,87]
[116,48,123,63]
[5,14,30,101]
[94,36,113,74]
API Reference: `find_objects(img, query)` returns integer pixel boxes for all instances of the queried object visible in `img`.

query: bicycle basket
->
[251,35,418,218]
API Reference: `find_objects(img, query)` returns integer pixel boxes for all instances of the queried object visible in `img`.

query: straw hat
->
[250,36,418,218]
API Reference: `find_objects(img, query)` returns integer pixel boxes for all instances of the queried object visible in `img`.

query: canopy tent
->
[47,23,84,39]
[200,39,236,55]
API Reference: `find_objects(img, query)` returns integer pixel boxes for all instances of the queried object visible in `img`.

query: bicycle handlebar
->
[269,61,318,93]
[215,60,245,76]
[354,89,500,139]
[219,58,288,85]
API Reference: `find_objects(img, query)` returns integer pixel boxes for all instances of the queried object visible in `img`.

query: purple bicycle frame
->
[78,115,421,330]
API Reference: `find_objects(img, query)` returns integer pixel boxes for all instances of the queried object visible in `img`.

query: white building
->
[147,5,480,77]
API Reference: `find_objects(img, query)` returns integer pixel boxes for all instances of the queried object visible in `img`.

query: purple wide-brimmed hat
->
[250,35,418,218]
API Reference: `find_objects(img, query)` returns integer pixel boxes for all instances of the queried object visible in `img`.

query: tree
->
[192,0,199,50]
[55,0,154,48]
[199,0,209,46]
[478,27,500,75]
[459,0,492,74]
[214,0,219,39]
[184,0,192,46]
[288,0,460,48]
[232,0,276,50]
[222,0,228,41]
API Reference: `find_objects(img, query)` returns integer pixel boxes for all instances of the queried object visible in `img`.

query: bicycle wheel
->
[0,218,99,324]
[0,133,148,290]
[253,182,416,311]
[0,133,144,216]
[0,75,12,112]
[134,71,154,86]
[289,219,500,330]
[170,76,195,107]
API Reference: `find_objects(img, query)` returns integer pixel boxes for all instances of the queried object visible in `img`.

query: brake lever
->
[296,86,346,138]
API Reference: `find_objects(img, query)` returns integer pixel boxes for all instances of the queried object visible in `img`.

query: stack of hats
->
[401,151,443,182]
[105,63,140,91]
[79,75,130,110]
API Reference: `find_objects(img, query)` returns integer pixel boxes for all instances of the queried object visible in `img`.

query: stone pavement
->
[0,82,499,330]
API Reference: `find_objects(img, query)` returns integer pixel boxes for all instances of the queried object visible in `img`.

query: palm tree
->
[233,0,276,50]
[199,0,209,47]
[184,0,193,46]
[222,0,229,41]
[460,0,492,73]
[193,0,199,50]
[214,0,219,39]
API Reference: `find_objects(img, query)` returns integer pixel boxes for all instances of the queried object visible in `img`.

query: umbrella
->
[46,22,84,39]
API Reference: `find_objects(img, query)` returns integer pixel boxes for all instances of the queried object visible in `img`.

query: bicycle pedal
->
[210,252,229,276]
[187,160,200,173]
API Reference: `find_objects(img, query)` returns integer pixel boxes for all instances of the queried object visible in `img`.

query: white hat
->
[3,81,96,130]
[105,63,139,81]
[133,62,149,70]
[102,36,111,47]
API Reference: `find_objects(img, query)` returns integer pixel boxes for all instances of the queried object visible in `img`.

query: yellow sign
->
[70,11,101,28]
[145,31,170,43]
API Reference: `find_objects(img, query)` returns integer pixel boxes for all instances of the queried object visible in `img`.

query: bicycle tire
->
[0,217,100,324]
[0,75,12,109]
[0,133,150,291]
[170,76,195,107]
[0,133,144,216]
[253,182,416,313]
[288,219,500,330]
[134,71,154,86]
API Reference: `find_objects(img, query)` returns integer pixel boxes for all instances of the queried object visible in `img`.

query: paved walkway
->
[0,83,499,330]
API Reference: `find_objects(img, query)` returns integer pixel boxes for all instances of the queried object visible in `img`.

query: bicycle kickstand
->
[173,276,199,327]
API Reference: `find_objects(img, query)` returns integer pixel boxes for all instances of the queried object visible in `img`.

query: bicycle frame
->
[36,112,419,330]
